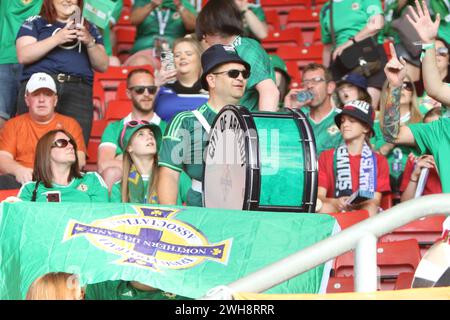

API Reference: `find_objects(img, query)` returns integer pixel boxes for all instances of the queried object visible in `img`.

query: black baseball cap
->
[200,44,251,90]
[335,100,376,137]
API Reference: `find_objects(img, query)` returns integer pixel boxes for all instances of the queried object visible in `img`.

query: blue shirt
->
[16,15,104,84]
[154,86,209,123]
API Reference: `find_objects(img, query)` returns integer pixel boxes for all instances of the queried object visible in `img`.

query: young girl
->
[109,121,190,204]
[317,100,391,216]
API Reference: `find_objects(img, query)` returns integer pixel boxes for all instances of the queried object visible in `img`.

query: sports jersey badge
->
[172,12,181,20]
[352,2,360,10]
[63,205,232,271]
[327,125,340,136]
[77,184,88,192]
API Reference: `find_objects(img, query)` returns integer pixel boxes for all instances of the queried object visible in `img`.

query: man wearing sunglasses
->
[157,44,250,207]
[284,63,344,157]
[98,68,167,191]
[0,72,86,190]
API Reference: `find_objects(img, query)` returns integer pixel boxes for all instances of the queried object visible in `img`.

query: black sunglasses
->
[129,86,158,95]
[212,69,250,79]
[402,82,413,92]
[52,138,74,148]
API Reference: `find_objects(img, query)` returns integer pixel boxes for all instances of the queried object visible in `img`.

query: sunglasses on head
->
[212,69,250,79]
[120,120,151,148]
[128,86,158,95]
[52,138,74,149]
[402,82,414,91]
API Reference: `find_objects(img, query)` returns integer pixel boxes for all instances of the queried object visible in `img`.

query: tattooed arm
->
[381,43,416,146]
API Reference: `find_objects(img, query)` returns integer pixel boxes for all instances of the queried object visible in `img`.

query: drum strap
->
[192,110,211,134]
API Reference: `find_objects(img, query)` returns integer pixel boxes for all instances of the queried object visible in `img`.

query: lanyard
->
[156,8,171,36]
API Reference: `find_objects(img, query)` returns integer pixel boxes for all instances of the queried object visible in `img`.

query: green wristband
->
[421,42,435,51]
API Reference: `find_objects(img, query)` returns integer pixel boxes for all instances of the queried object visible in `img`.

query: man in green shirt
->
[0,0,42,127]
[196,0,279,112]
[98,68,166,190]
[157,44,250,207]
[284,63,343,157]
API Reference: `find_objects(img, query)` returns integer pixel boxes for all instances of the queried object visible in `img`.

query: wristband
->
[421,42,435,51]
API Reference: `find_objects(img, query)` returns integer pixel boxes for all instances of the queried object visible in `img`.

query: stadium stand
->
[326,276,354,293]
[261,28,304,53]
[104,100,133,123]
[84,119,108,172]
[0,189,20,202]
[276,44,323,68]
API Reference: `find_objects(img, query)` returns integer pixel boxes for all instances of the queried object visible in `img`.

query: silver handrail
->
[202,194,450,299]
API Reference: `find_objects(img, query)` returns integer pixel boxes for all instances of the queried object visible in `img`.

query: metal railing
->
[202,194,450,299]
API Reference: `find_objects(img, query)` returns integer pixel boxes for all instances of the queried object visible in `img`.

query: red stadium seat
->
[115,27,136,55]
[260,0,309,14]
[380,215,446,256]
[286,8,321,29]
[264,9,281,31]
[116,82,129,101]
[261,28,304,53]
[0,189,20,201]
[326,276,354,293]
[92,82,106,120]
[328,210,370,230]
[116,8,131,26]
[312,27,322,46]
[89,119,108,140]
[334,239,422,290]
[277,44,323,68]
[104,100,133,122]
[394,272,414,290]
[284,61,302,88]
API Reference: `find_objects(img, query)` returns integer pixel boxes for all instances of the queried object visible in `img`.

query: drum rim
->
[202,105,260,210]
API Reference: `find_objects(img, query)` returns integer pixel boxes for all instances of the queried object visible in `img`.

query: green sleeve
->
[181,0,197,14]
[408,120,443,155]
[100,121,123,154]
[239,39,275,89]
[85,173,110,203]
[158,114,188,173]
[17,182,35,201]
[110,181,122,203]
[177,171,192,205]
[319,3,331,45]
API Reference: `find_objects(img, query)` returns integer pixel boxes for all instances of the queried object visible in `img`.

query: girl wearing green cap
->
[110,121,161,203]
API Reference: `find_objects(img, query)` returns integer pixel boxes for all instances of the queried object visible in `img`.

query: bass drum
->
[203,105,318,212]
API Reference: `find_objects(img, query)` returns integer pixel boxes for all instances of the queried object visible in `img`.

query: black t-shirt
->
[165,80,203,94]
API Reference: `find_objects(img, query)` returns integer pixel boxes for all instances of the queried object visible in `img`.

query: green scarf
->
[127,165,158,204]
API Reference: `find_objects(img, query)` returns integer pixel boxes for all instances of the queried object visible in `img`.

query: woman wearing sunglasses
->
[372,75,422,198]
[109,121,189,204]
[17,129,109,202]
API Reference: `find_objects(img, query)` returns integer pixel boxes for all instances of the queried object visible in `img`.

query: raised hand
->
[384,42,407,87]
[406,0,440,43]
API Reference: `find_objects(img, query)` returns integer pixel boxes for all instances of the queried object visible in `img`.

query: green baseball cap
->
[120,121,162,152]
[269,54,291,82]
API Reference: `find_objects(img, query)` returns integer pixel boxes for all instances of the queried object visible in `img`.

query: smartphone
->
[67,6,81,30]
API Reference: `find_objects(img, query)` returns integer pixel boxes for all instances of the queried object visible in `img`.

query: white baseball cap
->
[26,72,57,94]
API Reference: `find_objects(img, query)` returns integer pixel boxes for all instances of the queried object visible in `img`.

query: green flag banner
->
[82,0,118,29]
[0,202,337,299]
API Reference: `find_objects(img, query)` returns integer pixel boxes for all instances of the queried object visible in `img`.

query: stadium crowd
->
[0,0,449,299]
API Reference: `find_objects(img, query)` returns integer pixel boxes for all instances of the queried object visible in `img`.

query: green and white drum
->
[203,105,318,212]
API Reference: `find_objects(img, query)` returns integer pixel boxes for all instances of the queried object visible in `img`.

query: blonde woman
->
[372,76,423,195]
[26,272,84,300]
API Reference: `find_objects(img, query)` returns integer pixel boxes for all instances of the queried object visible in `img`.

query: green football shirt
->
[408,118,450,193]
[18,172,109,203]
[320,0,383,47]
[110,170,192,204]
[100,113,167,155]
[131,0,197,53]
[232,36,276,111]
[0,0,43,64]
[159,103,217,207]
[305,108,343,156]
[85,280,191,300]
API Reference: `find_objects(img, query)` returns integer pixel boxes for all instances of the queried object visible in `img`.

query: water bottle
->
[296,90,314,103]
